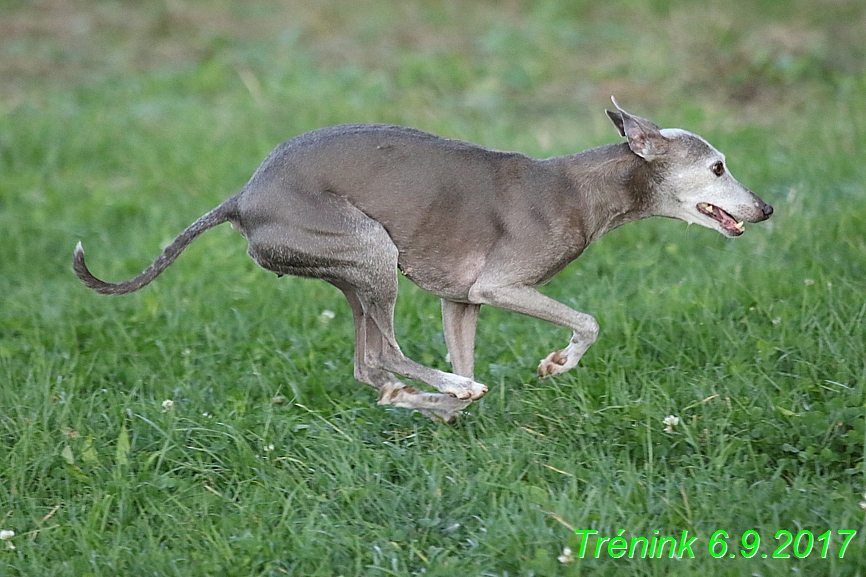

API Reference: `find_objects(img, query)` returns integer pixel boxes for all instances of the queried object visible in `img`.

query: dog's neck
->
[546,142,660,245]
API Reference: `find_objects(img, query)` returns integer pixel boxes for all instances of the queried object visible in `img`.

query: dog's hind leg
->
[333,283,473,422]
[345,246,487,401]
[377,380,472,423]
[242,191,487,411]
[334,282,400,390]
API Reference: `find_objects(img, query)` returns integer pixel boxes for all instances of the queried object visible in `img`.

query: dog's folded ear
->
[606,97,668,160]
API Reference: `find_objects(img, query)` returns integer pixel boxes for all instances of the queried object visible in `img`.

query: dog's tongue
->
[716,207,739,230]
[699,202,745,234]
[717,207,746,234]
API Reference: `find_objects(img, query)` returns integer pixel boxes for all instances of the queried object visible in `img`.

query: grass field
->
[1,0,865,575]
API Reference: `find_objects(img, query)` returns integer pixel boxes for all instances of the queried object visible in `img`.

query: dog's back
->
[233,124,563,297]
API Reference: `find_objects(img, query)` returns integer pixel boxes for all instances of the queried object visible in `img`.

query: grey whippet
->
[74,99,773,422]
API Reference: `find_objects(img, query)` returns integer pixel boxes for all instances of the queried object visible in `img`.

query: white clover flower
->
[161,399,174,412]
[0,530,14,540]
[557,546,574,564]
[263,444,275,452]
[663,415,680,433]
[319,310,336,322]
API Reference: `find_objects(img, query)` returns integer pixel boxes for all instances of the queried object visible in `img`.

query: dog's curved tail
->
[73,195,240,295]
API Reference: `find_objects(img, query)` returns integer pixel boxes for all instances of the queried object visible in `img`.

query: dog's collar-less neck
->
[550,142,656,245]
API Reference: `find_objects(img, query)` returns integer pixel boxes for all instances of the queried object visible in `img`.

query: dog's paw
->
[537,349,574,378]
[441,377,488,400]
[537,336,591,378]
[461,379,488,400]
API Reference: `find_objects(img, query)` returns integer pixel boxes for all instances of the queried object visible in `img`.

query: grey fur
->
[74,99,772,422]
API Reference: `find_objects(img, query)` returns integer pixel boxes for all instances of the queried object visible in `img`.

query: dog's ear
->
[607,97,668,160]
[606,109,626,137]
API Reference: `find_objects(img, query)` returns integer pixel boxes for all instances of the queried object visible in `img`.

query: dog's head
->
[606,98,773,237]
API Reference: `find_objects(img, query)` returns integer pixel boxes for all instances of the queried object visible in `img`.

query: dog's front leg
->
[468,284,599,378]
[441,300,481,379]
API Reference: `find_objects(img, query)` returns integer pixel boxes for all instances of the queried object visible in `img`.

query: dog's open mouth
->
[697,202,745,236]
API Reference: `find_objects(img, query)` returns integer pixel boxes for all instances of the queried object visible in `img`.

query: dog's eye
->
[711,161,725,177]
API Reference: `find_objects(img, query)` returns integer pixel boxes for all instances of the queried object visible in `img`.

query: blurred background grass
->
[1,1,865,575]
[3,0,864,121]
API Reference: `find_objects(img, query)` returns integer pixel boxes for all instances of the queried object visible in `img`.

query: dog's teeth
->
[734,221,745,231]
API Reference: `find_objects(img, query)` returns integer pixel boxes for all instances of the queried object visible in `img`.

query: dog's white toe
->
[440,376,487,400]
[466,381,488,400]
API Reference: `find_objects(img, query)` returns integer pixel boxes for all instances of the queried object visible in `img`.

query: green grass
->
[1,0,865,575]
